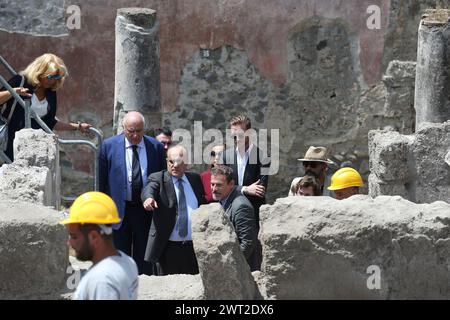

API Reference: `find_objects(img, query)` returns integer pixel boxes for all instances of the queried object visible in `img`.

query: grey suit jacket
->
[223,186,258,269]
[141,170,206,263]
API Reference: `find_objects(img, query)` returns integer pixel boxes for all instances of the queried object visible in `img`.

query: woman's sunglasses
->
[46,74,63,80]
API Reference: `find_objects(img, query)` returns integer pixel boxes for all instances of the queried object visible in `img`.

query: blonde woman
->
[0,53,91,160]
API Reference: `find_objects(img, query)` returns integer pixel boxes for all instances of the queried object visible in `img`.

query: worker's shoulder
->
[90,252,138,280]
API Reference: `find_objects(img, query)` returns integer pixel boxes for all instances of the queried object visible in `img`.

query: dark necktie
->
[177,178,188,237]
[131,145,143,203]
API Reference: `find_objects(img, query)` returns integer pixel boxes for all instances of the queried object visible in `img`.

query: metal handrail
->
[58,127,103,190]
[0,55,17,76]
[1,56,103,203]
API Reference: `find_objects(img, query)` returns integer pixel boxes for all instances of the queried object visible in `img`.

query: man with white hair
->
[141,145,206,275]
[99,111,166,275]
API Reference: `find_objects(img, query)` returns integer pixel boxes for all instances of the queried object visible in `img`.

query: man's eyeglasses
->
[303,161,320,169]
[46,74,63,80]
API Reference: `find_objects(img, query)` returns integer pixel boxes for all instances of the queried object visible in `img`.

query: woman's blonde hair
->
[21,53,68,90]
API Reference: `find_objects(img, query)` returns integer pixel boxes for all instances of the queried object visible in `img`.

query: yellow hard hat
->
[60,191,121,225]
[328,167,364,190]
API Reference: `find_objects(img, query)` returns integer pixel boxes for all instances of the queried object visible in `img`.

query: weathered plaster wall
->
[0,0,446,201]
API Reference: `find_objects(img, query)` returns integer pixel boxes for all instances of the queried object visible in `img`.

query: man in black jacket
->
[224,115,270,232]
[211,165,258,271]
[141,144,206,275]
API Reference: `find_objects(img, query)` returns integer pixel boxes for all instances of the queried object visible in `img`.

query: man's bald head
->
[122,112,145,145]
[166,145,189,178]
[123,111,145,128]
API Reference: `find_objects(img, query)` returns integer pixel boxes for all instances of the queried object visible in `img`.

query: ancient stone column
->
[114,8,161,134]
[415,9,450,130]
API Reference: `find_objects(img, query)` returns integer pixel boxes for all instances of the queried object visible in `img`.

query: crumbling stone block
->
[368,174,408,199]
[14,129,58,170]
[369,121,450,203]
[0,160,53,205]
[260,196,450,299]
[368,129,412,183]
[0,129,61,208]
[138,274,204,300]
[192,203,262,300]
[0,200,68,299]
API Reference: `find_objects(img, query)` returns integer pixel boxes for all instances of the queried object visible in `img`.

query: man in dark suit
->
[211,165,258,271]
[224,115,270,231]
[99,111,166,275]
[141,144,206,275]
[154,127,172,154]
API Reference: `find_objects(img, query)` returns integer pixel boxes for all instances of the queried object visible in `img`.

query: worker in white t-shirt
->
[60,191,138,300]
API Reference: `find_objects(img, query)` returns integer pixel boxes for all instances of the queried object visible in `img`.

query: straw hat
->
[297,146,335,165]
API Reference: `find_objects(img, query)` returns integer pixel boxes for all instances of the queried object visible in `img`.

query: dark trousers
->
[113,202,154,275]
[157,241,199,276]
[250,201,263,271]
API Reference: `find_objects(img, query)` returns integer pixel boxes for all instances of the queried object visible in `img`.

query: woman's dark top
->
[1,74,58,160]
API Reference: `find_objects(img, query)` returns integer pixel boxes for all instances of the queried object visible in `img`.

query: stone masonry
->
[136,195,450,300]
[260,196,450,299]
[191,203,262,300]
[0,129,60,208]
[0,200,68,299]
[369,121,450,203]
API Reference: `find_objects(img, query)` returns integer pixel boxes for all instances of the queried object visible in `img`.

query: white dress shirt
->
[169,174,199,241]
[125,138,148,201]
[236,143,254,186]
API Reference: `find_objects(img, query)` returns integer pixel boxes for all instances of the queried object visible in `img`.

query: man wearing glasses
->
[141,145,206,275]
[288,146,334,196]
[99,111,166,276]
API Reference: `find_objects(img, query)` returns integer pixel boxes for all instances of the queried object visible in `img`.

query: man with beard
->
[288,146,335,196]
[60,192,138,300]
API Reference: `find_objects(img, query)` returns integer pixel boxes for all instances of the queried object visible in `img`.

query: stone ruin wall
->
[1,141,448,301]
[369,121,450,203]
[369,9,450,204]
[0,130,449,299]
[1,0,448,201]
